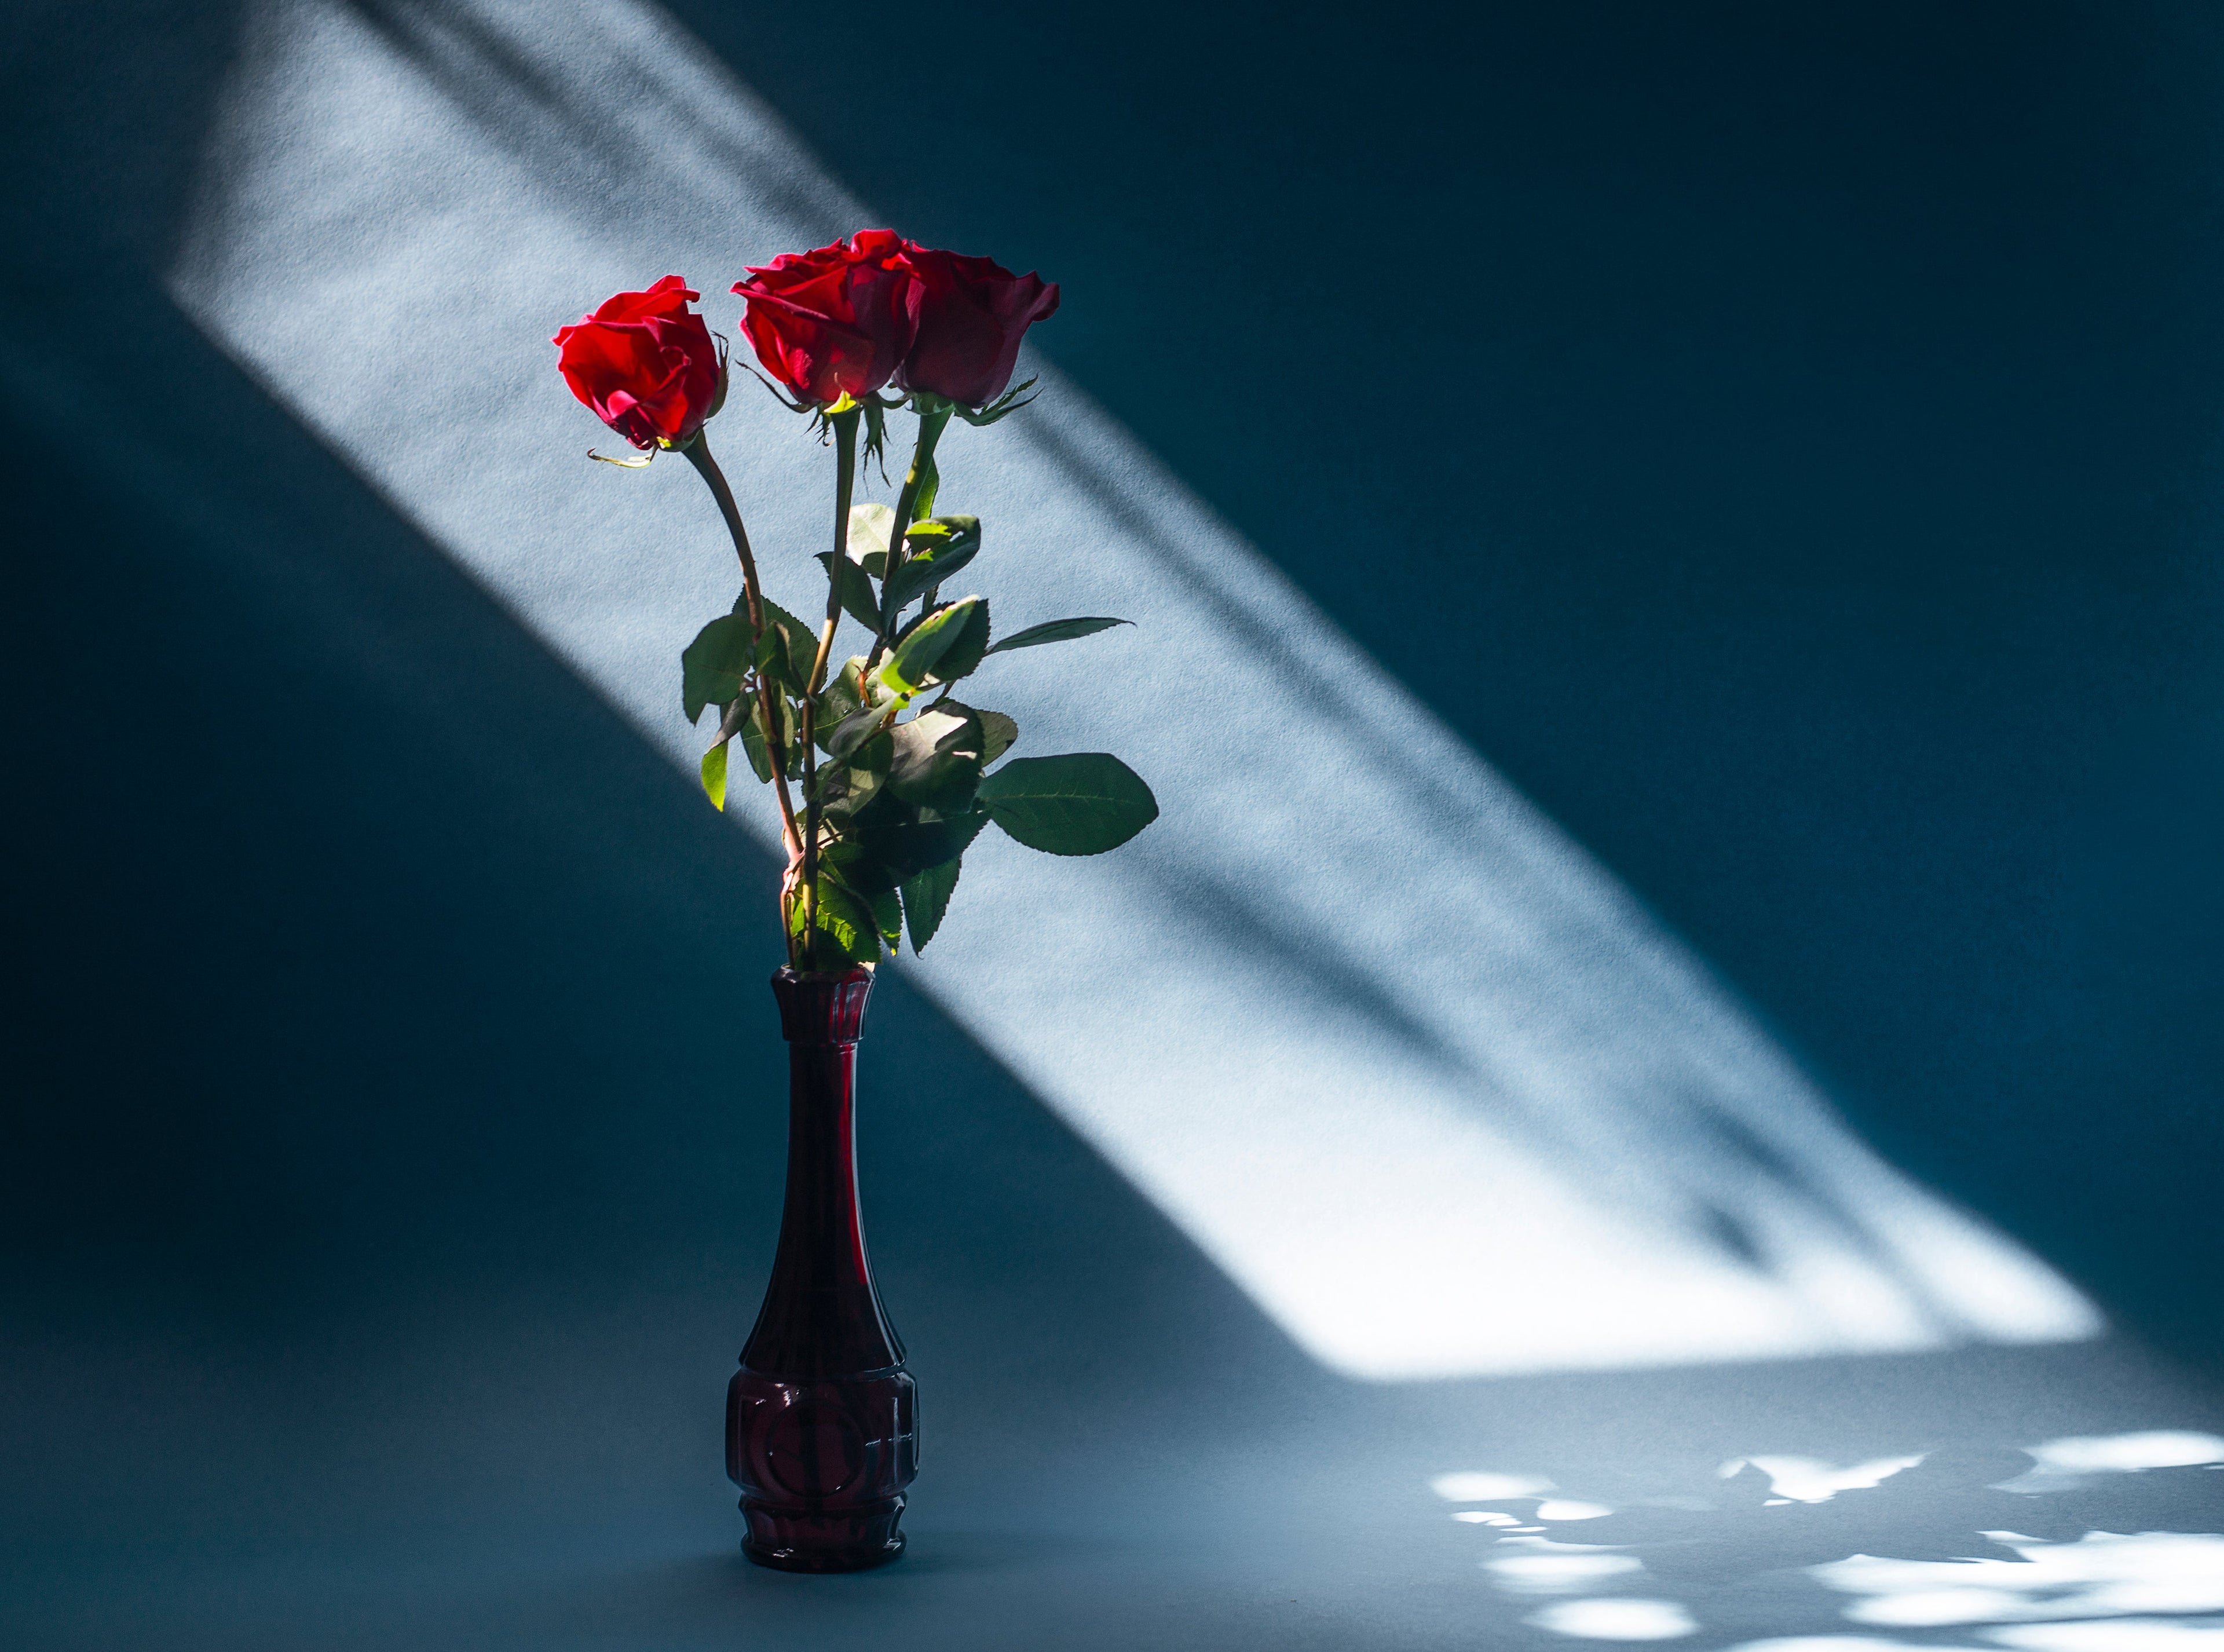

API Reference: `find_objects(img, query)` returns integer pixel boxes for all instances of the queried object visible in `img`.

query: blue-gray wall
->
[6,0,2222,1364]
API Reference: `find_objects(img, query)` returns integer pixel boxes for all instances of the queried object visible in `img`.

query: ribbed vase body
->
[726,967,916,1572]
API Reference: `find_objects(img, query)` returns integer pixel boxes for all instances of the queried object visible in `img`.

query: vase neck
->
[741,968,904,1378]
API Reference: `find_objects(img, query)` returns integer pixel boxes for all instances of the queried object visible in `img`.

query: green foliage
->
[945,703,1018,763]
[847,503,893,575]
[887,705,986,813]
[814,551,883,632]
[881,596,985,697]
[953,378,1039,426]
[737,705,774,783]
[871,888,903,954]
[926,599,992,685]
[900,856,963,952]
[809,714,892,822]
[811,658,870,748]
[665,393,1160,972]
[824,701,888,766]
[857,806,989,878]
[681,612,754,723]
[977,753,1158,856]
[820,834,898,893]
[790,871,881,969]
[881,515,982,613]
[755,597,818,698]
[983,616,1132,656]
[745,692,802,781]
[700,739,729,810]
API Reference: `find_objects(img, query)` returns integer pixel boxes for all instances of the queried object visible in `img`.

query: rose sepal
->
[952,377,1040,426]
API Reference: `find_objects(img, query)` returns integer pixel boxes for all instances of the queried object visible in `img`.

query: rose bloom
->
[894,244,1059,408]
[553,276,722,450]
[733,229,920,407]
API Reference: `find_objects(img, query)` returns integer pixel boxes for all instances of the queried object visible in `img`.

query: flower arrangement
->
[554,236,1157,973]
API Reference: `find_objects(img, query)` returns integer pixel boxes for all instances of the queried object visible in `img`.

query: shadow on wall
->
[665,0,2224,1360]
[0,282,1315,1449]
[0,7,1272,1396]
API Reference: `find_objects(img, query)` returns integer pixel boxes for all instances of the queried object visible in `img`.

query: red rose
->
[733,229,921,407]
[553,276,722,451]
[892,244,1059,408]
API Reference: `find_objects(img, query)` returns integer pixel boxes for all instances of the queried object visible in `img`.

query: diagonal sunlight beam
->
[168,0,2098,1379]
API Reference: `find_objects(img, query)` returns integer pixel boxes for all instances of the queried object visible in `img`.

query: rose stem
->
[800,404,861,965]
[683,433,804,965]
[861,398,955,675]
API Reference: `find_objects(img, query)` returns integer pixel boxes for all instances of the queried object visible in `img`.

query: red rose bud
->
[734,229,922,407]
[893,244,1059,408]
[553,276,722,450]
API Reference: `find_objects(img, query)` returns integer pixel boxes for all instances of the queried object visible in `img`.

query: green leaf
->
[814,754,886,823]
[982,616,1132,657]
[757,598,817,697]
[700,739,729,810]
[926,598,992,685]
[824,700,888,765]
[870,887,902,952]
[681,613,755,723]
[858,806,990,878]
[900,856,963,953]
[806,718,891,814]
[882,515,983,613]
[814,552,883,633]
[810,659,869,748]
[887,705,986,812]
[847,503,894,575]
[939,699,1017,763]
[977,754,1159,856]
[970,707,1019,763]
[818,836,899,893]
[934,702,1014,765]
[881,596,983,696]
[737,706,774,783]
[791,871,881,969]
[747,692,801,781]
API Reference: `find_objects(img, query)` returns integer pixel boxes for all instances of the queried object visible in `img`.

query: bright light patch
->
[170,0,2099,1379]
[1528,1598,1698,1640]
[1722,1453,1926,1503]
[1816,1533,2224,1627]
[1488,1551,1647,1594]
[1987,1623,2224,1649]
[2032,1434,2224,1475]
[1435,1471,1557,1501]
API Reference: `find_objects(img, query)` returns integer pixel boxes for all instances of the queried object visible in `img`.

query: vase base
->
[739,1495,907,1573]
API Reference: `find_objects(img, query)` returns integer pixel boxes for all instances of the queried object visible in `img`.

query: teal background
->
[5,3,2223,1646]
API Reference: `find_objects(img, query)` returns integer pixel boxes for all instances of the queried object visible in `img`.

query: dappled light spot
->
[1820,1532,2224,1627]
[1486,1549,1647,1594]
[1984,1620,2224,1649]
[1527,1596,1698,1639]
[1450,1430,2224,1650]
[1724,1453,1927,1504]
[1434,1470,1557,1500]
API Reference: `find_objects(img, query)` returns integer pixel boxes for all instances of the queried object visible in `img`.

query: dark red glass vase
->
[726,966,917,1572]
